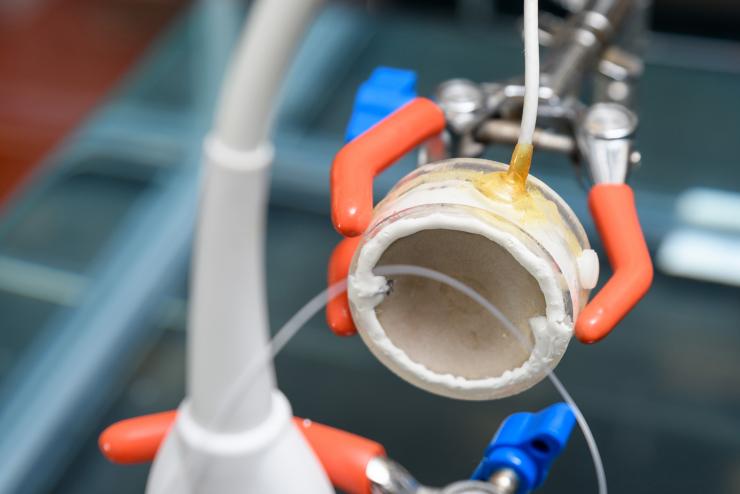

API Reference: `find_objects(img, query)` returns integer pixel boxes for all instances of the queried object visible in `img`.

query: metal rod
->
[476,119,576,155]
[540,0,633,99]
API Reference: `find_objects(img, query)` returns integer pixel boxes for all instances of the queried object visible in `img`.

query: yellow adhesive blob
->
[507,143,534,194]
[387,152,582,255]
[472,144,582,254]
[475,143,532,202]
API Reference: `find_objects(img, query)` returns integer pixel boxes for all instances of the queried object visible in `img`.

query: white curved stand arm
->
[146,1,332,493]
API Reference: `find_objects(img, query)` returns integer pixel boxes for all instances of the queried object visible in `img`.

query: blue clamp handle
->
[472,403,576,494]
[344,66,417,142]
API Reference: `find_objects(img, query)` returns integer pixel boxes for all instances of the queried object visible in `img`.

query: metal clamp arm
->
[574,102,652,343]
[331,97,446,237]
[327,97,445,336]
[100,412,386,494]
[575,184,652,343]
[327,236,362,336]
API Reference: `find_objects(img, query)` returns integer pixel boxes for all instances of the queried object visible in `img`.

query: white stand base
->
[146,391,333,494]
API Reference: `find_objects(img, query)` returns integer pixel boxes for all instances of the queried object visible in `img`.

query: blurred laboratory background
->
[0,0,739,493]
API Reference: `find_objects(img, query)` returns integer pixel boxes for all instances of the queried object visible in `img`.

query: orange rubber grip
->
[331,97,446,237]
[326,236,362,336]
[575,184,653,343]
[99,410,177,464]
[294,418,386,494]
[99,412,385,494]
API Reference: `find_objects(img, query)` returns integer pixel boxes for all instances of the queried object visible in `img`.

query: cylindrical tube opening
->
[374,228,545,380]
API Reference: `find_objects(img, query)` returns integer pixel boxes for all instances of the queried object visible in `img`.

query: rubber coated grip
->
[330,97,446,237]
[326,236,362,336]
[293,418,386,494]
[575,184,653,343]
[99,412,385,494]
[99,410,177,464]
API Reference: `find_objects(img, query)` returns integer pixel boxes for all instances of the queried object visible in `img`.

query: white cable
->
[548,372,608,494]
[187,0,326,434]
[519,0,540,146]
[213,0,324,151]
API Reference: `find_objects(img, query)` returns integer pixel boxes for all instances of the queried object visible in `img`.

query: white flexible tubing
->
[153,1,333,492]
[519,0,540,146]
[189,0,324,433]
[213,0,325,151]
[188,142,275,432]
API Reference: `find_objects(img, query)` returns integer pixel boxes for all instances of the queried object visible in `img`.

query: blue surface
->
[472,403,576,493]
[344,66,417,142]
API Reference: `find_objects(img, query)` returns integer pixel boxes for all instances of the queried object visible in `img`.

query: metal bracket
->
[431,0,647,187]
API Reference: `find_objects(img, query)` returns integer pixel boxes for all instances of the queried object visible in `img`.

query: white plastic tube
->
[147,1,332,493]
[519,0,540,146]
[214,0,325,151]
[187,140,276,432]
[190,0,324,435]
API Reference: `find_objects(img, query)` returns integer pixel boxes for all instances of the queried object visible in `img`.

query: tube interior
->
[375,229,545,379]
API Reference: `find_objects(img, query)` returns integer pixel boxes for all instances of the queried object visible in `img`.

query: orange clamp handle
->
[294,418,386,494]
[331,97,446,237]
[99,412,385,494]
[575,183,653,343]
[327,236,362,336]
[99,410,177,464]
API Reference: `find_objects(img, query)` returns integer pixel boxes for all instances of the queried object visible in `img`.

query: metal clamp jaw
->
[367,457,517,494]
[435,0,646,169]
[368,456,518,494]
[577,101,639,185]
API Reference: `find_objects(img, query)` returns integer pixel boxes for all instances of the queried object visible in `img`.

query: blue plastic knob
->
[344,66,417,142]
[471,403,576,493]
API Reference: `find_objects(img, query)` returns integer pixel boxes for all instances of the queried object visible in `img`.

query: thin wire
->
[519,0,540,145]
[177,265,605,494]
[548,372,608,494]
